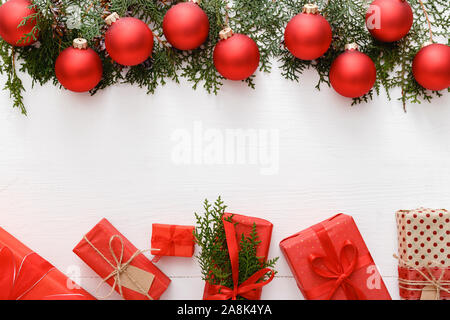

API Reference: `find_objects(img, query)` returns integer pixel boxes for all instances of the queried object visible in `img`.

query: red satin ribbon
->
[305,223,373,300]
[206,217,275,300]
[398,266,450,299]
[0,246,54,300]
[0,246,90,300]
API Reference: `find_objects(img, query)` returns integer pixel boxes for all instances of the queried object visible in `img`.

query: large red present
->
[73,218,171,300]
[0,227,94,300]
[280,213,391,300]
[151,224,195,258]
[202,213,274,300]
[396,208,450,300]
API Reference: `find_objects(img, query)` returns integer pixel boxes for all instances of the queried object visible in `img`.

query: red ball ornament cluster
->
[329,43,377,98]
[104,12,154,66]
[0,0,38,47]
[163,0,210,50]
[55,38,103,93]
[213,27,260,81]
[364,0,449,92]
[284,4,332,60]
[1,0,448,99]
[54,12,155,93]
[284,4,377,98]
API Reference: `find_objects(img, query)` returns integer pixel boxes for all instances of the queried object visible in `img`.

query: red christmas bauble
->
[0,0,38,46]
[329,45,377,98]
[105,15,153,66]
[412,43,450,91]
[163,2,210,50]
[213,31,260,81]
[55,39,103,93]
[366,0,413,42]
[284,4,332,60]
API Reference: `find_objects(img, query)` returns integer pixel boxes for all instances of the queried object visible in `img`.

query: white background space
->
[1,64,449,300]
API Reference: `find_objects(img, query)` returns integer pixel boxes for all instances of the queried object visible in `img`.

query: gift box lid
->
[396,208,449,268]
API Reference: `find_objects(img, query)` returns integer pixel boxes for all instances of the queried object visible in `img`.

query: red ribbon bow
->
[305,223,372,300]
[153,225,194,257]
[0,246,55,300]
[206,216,275,300]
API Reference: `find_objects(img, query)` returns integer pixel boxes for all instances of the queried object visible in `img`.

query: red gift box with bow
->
[151,224,195,258]
[0,227,94,300]
[280,214,391,300]
[73,218,171,300]
[202,213,274,300]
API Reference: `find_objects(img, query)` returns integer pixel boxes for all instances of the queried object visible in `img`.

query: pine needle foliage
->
[0,0,448,114]
[194,197,278,299]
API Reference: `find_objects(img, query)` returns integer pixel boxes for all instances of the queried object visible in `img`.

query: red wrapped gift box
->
[151,224,195,258]
[396,208,450,300]
[202,213,273,300]
[73,218,171,300]
[280,213,391,300]
[0,227,94,300]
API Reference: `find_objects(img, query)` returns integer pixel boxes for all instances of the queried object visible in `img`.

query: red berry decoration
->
[213,28,260,81]
[413,43,450,91]
[329,43,377,98]
[104,12,153,66]
[366,0,413,42]
[0,0,38,46]
[55,38,103,93]
[284,4,332,60]
[163,0,210,50]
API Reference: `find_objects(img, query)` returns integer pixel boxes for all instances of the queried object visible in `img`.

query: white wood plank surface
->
[1,65,449,300]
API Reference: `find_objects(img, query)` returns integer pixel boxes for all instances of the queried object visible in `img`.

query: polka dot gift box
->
[396,208,450,300]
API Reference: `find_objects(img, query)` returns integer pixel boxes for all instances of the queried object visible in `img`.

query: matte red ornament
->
[329,44,377,98]
[0,0,38,46]
[104,13,153,66]
[366,0,413,42]
[213,28,260,81]
[284,4,332,60]
[412,43,450,91]
[163,1,210,50]
[55,39,103,93]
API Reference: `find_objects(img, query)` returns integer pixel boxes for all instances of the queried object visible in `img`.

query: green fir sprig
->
[194,197,278,299]
[0,0,448,114]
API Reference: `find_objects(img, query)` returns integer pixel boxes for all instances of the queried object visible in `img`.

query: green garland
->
[0,0,449,115]
[194,197,278,299]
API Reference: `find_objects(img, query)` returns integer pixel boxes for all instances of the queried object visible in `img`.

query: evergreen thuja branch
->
[194,197,230,286]
[0,43,26,115]
[180,0,226,94]
[194,197,277,299]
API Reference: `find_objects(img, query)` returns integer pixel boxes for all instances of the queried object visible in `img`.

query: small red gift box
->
[280,213,391,300]
[0,227,95,300]
[396,208,450,300]
[151,224,195,258]
[73,218,171,300]
[202,213,273,300]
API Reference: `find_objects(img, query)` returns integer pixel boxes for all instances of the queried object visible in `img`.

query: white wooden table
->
[1,65,449,300]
